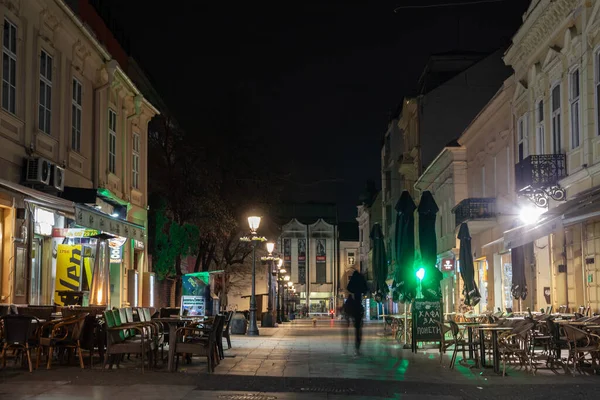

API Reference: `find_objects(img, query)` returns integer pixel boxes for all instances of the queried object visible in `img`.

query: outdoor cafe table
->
[476,325,512,374]
[457,321,482,359]
[153,316,208,372]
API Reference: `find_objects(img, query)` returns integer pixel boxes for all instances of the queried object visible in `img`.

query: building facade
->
[415,144,468,314]
[503,0,600,313]
[0,0,156,307]
[454,81,520,313]
[279,218,338,315]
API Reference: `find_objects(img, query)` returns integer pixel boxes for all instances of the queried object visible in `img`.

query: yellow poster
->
[54,244,84,306]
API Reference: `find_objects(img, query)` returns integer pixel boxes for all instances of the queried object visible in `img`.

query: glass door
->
[30,237,43,305]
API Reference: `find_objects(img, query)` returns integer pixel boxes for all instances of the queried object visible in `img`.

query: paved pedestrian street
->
[1,319,600,399]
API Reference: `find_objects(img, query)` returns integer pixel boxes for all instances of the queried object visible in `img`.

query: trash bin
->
[230,312,248,334]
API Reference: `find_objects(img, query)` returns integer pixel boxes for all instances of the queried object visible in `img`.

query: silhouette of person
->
[344,293,364,356]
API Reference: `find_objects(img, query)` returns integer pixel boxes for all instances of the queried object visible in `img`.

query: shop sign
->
[75,206,144,241]
[134,239,145,250]
[441,258,455,272]
[52,228,100,238]
[109,237,126,263]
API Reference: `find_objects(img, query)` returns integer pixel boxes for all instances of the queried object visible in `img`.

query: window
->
[132,132,140,189]
[597,52,600,136]
[551,84,561,153]
[386,204,392,226]
[570,68,581,149]
[507,146,511,191]
[493,156,497,197]
[38,50,52,134]
[517,115,528,162]
[71,79,82,151]
[439,207,443,238]
[536,100,545,154]
[108,109,117,174]
[2,19,17,114]
[385,170,391,197]
[482,166,486,197]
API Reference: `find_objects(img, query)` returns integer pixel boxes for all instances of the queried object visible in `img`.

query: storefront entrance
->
[493,251,513,312]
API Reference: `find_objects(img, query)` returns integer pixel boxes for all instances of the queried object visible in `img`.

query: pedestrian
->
[341,294,352,354]
[346,270,368,356]
[344,293,364,356]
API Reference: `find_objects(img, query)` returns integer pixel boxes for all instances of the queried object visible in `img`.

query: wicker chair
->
[37,313,89,370]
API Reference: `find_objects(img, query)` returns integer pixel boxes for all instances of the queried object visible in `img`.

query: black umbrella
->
[393,191,417,304]
[510,245,528,301]
[457,223,480,307]
[418,191,443,301]
[370,223,389,302]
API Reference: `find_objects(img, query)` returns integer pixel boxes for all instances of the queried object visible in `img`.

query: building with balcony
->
[415,142,467,314]
[503,0,600,313]
[454,81,516,313]
[0,0,157,307]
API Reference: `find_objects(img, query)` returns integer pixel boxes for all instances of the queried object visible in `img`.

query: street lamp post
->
[260,242,279,328]
[240,215,265,336]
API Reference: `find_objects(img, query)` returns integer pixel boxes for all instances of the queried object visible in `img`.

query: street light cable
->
[394,0,518,11]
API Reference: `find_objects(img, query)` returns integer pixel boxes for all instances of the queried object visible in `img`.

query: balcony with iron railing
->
[452,198,497,233]
[514,154,567,207]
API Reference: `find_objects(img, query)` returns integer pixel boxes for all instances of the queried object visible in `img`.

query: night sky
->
[111,0,530,221]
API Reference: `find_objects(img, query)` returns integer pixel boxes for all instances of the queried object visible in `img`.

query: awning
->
[504,186,600,250]
[75,205,145,241]
[0,177,75,215]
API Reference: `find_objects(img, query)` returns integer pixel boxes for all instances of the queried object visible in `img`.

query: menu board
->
[180,295,205,317]
[412,300,442,350]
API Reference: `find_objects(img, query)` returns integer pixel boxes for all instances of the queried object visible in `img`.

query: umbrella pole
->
[403,302,408,347]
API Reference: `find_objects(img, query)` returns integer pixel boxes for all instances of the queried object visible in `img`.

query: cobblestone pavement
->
[1,319,600,399]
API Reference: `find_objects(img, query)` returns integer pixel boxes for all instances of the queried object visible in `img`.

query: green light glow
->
[416,267,425,281]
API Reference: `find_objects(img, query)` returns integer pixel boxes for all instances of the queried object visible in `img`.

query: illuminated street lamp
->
[260,242,279,328]
[519,204,545,225]
[240,215,266,336]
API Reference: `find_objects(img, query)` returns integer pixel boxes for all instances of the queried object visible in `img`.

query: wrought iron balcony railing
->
[452,198,497,227]
[514,154,566,191]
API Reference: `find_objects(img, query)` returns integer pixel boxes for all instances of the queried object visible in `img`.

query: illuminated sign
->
[109,237,126,263]
[441,258,455,272]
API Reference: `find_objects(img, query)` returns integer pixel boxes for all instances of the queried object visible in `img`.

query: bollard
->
[312,318,317,327]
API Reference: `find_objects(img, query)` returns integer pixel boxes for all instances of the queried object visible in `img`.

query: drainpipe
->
[581,223,588,309]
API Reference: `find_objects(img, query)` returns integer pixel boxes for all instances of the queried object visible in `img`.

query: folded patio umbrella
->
[510,245,528,301]
[418,191,443,301]
[370,223,389,301]
[457,223,480,307]
[393,191,416,304]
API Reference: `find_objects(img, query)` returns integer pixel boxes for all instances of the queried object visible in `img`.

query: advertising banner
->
[180,295,205,317]
[54,244,92,306]
[283,238,291,264]
[298,238,306,284]
[316,239,326,263]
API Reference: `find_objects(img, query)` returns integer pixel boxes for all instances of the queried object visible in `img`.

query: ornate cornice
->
[506,0,578,70]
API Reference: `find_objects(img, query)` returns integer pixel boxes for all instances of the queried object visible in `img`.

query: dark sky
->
[110,0,530,221]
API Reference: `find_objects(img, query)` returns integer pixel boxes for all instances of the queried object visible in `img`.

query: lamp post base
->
[262,312,274,328]
[247,308,260,336]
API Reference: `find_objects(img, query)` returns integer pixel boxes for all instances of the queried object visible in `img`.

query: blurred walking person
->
[341,294,352,354]
[347,270,368,356]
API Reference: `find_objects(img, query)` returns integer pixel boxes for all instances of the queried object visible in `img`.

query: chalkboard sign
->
[411,300,442,351]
